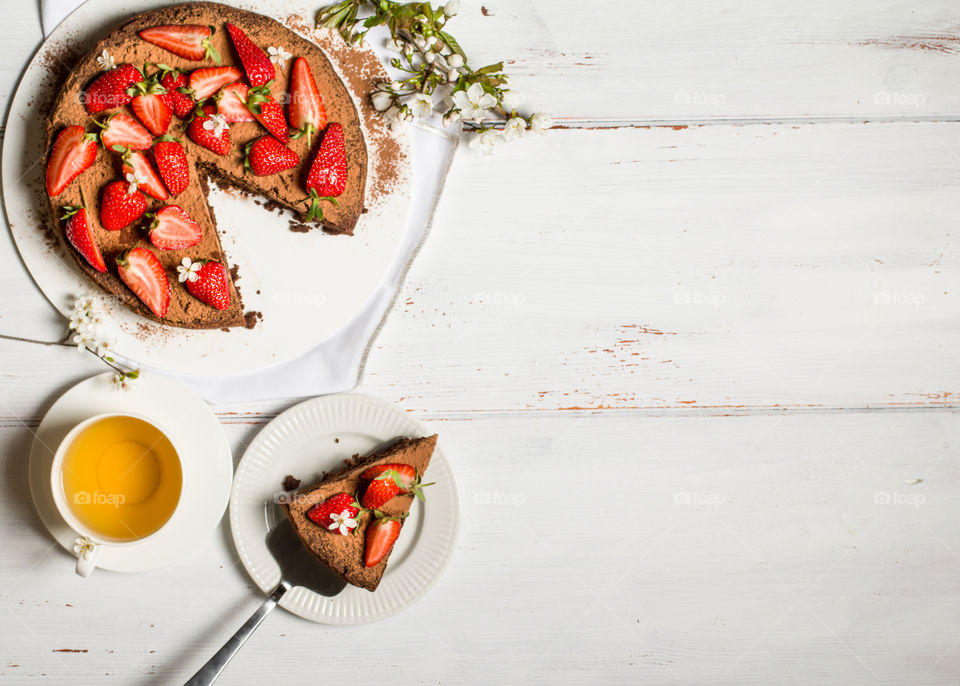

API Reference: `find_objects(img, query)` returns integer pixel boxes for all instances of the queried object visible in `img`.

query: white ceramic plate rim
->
[27,371,233,572]
[230,393,460,624]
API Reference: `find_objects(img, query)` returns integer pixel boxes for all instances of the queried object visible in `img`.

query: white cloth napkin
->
[42,0,458,405]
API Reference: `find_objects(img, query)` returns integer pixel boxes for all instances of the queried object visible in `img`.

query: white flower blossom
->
[426,35,438,47]
[327,509,358,535]
[68,294,114,356]
[447,69,460,83]
[503,116,527,141]
[413,36,426,50]
[391,80,404,91]
[501,91,522,113]
[529,112,553,134]
[203,113,230,137]
[383,105,402,125]
[73,536,96,560]
[177,257,201,283]
[267,46,292,68]
[423,51,436,64]
[385,38,404,52]
[112,372,131,390]
[447,53,464,69]
[443,0,460,17]
[408,93,435,119]
[469,128,503,155]
[96,50,116,72]
[403,43,414,57]
[371,91,394,111]
[125,172,139,195]
[452,82,497,123]
[442,109,461,127]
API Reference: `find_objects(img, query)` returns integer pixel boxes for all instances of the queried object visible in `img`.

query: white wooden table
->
[2,1,959,683]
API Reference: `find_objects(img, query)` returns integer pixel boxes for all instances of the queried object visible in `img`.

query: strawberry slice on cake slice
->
[282,435,438,591]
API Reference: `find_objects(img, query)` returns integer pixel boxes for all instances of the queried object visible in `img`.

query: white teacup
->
[50,412,184,576]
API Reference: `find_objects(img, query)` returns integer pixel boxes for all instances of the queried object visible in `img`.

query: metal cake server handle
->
[184,580,290,686]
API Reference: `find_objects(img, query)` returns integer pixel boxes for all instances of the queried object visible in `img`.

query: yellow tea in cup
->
[59,415,182,542]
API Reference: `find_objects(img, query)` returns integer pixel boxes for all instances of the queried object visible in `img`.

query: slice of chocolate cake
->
[282,434,437,592]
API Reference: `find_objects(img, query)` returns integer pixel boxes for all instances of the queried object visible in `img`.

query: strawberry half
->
[61,192,106,273]
[153,136,190,195]
[245,84,288,142]
[364,514,406,568]
[288,57,327,147]
[138,25,221,63]
[45,125,98,197]
[225,23,275,87]
[100,179,147,231]
[215,82,254,123]
[188,66,243,101]
[244,136,299,176]
[147,205,202,250]
[187,106,231,156]
[361,470,402,510]
[158,68,195,118]
[306,493,361,534]
[117,247,170,318]
[360,463,433,502]
[184,260,231,310]
[304,122,346,221]
[96,112,153,151]
[120,150,168,201]
[83,63,142,114]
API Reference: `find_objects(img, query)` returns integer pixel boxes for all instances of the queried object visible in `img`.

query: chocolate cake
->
[44,2,368,329]
[282,435,437,592]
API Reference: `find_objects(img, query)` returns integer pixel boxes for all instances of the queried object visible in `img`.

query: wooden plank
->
[1,122,957,418]
[456,0,960,120]
[3,411,959,682]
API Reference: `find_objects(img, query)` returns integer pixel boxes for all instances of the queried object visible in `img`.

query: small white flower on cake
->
[529,112,553,135]
[124,172,140,194]
[203,113,229,137]
[469,128,503,155]
[328,509,358,535]
[408,93,434,119]
[267,46,291,68]
[96,50,116,71]
[177,257,202,283]
[452,82,496,123]
[503,116,527,141]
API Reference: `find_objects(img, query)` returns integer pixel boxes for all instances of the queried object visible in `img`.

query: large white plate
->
[2,0,411,376]
[230,393,460,624]
[28,372,233,573]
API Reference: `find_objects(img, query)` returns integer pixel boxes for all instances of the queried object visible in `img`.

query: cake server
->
[185,517,347,685]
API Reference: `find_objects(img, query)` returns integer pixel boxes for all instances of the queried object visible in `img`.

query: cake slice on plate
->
[282,434,437,592]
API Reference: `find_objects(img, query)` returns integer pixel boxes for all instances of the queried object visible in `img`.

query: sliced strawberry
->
[361,471,401,510]
[246,84,288,142]
[153,136,190,195]
[121,150,168,201]
[117,247,170,318]
[83,64,142,114]
[147,205,202,250]
[131,93,172,136]
[138,25,221,63]
[288,57,327,147]
[186,105,231,156]
[225,23,275,87]
[306,493,360,534]
[185,260,231,310]
[188,66,243,101]
[45,126,98,196]
[216,82,254,123]
[61,194,106,272]
[100,179,147,231]
[360,463,433,501]
[159,68,195,118]
[244,135,299,176]
[304,122,346,221]
[96,112,153,151]
[364,514,406,568]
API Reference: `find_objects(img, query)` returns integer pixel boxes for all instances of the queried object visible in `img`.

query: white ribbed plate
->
[230,393,459,624]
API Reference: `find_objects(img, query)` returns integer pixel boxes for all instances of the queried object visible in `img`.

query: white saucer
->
[230,393,460,624]
[28,372,232,572]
